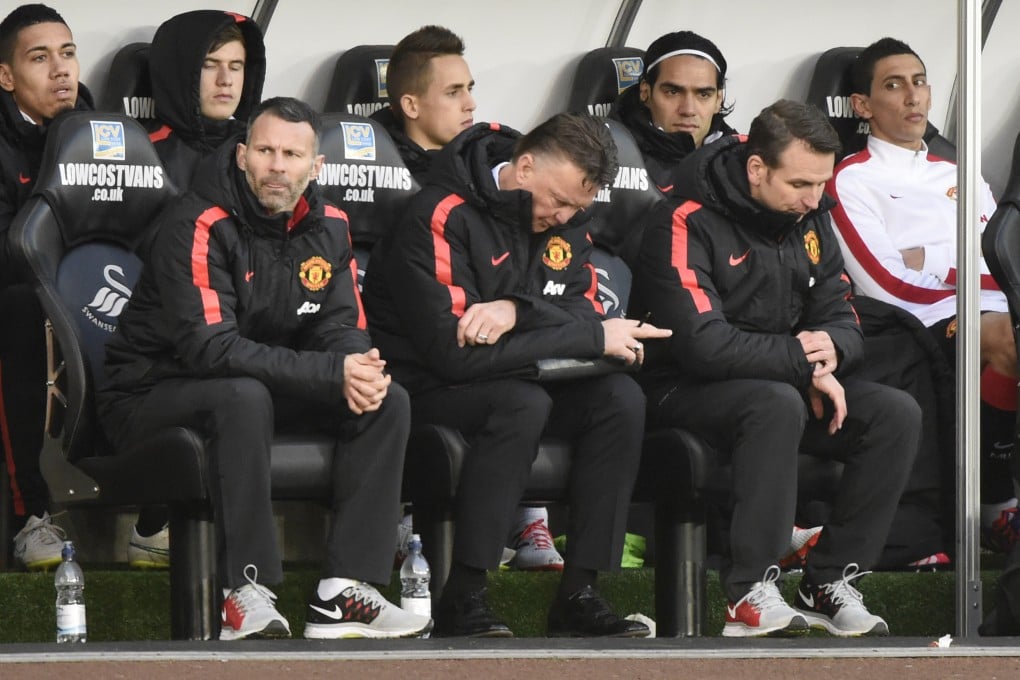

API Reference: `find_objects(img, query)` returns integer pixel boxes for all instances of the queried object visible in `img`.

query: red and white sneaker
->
[905,552,952,572]
[982,507,1020,554]
[220,564,291,640]
[779,525,822,570]
[722,565,808,637]
[508,510,564,572]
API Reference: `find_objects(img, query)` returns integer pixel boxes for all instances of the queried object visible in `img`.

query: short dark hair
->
[642,30,733,117]
[851,37,925,96]
[246,96,321,151]
[208,22,245,56]
[746,99,841,168]
[386,25,465,123]
[0,3,67,64]
[513,112,619,190]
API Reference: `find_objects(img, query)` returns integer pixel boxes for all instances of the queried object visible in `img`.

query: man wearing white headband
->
[611,30,736,195]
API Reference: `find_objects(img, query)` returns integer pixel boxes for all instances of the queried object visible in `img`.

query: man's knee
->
[982,312,1017,372]
[215,377,273,424]
[739,382,808,431]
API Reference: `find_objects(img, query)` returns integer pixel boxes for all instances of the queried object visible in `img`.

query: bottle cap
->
[61,540,75,560]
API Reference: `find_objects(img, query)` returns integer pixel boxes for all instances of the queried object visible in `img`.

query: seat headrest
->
[584,120,666,263]
[323,45,394,116]
[97,43,155,123]
[566,47,644,117]
[316,112,421,247]
[806,47,868,157]
[31,111,177,249]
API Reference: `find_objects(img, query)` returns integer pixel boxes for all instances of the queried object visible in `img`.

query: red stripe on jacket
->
[192,206,229,324]
[148,125,172,143]
[430,195,468,317]
[327,204,368,330]
[0,362,25,515]
[670,201,712,314]
[582,233,604,314]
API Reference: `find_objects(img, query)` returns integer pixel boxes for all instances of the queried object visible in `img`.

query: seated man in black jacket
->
[611,29,736,196]
[0,2,93,571]
[371,24,476,184]
[147,10,266,190]
[631,99,921,637]
[363,112,669,638]
[98,97,431,642]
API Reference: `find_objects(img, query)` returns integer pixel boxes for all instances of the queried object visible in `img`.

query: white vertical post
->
[956,0,983,639]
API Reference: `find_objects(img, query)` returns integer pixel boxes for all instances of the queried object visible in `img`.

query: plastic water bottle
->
[55,540,87,643]
[400,533,431,620]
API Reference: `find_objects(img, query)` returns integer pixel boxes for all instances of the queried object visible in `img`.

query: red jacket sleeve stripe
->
[430,194,467,317]
[192,206,229,324]
[582,262,604,315]
[327,205,368,330]
[670,201,712,314]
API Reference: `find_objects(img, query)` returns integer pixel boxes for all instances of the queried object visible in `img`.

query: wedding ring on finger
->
[631,343,642,353]
[477,334,489,343]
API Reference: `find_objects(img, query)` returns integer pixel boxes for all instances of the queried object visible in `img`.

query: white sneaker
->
[779,525,822,570]
[507,510,564,572]
[794,563,889,636]
[722,565,809,637]
[304,579,433,639]
[13,512,66,571]
[220,564,291,640]
[127,524,170,569]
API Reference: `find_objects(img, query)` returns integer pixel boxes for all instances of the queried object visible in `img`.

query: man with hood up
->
[116,9,267,570]
[362,112,670,638]
[0,3,93,571]
[611,30,736,197]
[147,9,266,189]
[630,99,920,638]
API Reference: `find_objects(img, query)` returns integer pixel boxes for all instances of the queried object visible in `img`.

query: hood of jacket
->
[148,10,266,151]
[674,135,836,241]
[190,131,326,240]
[611,83,736,168]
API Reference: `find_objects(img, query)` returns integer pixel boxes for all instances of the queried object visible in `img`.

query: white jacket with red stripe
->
[828,135,1006,327]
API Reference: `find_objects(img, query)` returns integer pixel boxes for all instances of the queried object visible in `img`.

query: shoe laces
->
[736,565,788,613]
[817,563,870,610]
[228,564,279,615]
[23,514,67,546]
[516,519,555,550]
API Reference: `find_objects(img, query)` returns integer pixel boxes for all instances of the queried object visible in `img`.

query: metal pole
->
[606,0,642,48]
[956,0,983,639]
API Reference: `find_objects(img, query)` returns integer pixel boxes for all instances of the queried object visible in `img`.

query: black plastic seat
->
[565,47,644,118]
[323,44,394,116]
[96,42,156,124]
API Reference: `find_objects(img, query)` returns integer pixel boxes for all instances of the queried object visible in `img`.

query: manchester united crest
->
[542,236,572,271]
[299,256,332,291]
[803,230,821,265]
[946,318,958,339]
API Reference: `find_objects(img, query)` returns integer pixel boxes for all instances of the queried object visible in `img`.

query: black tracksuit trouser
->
[648,376,921,602]
[411,372,645,573]
[0,284,48,524]
[102,376,410,589]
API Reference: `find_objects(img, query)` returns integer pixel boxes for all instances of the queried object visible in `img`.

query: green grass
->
[0,566,995,642]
